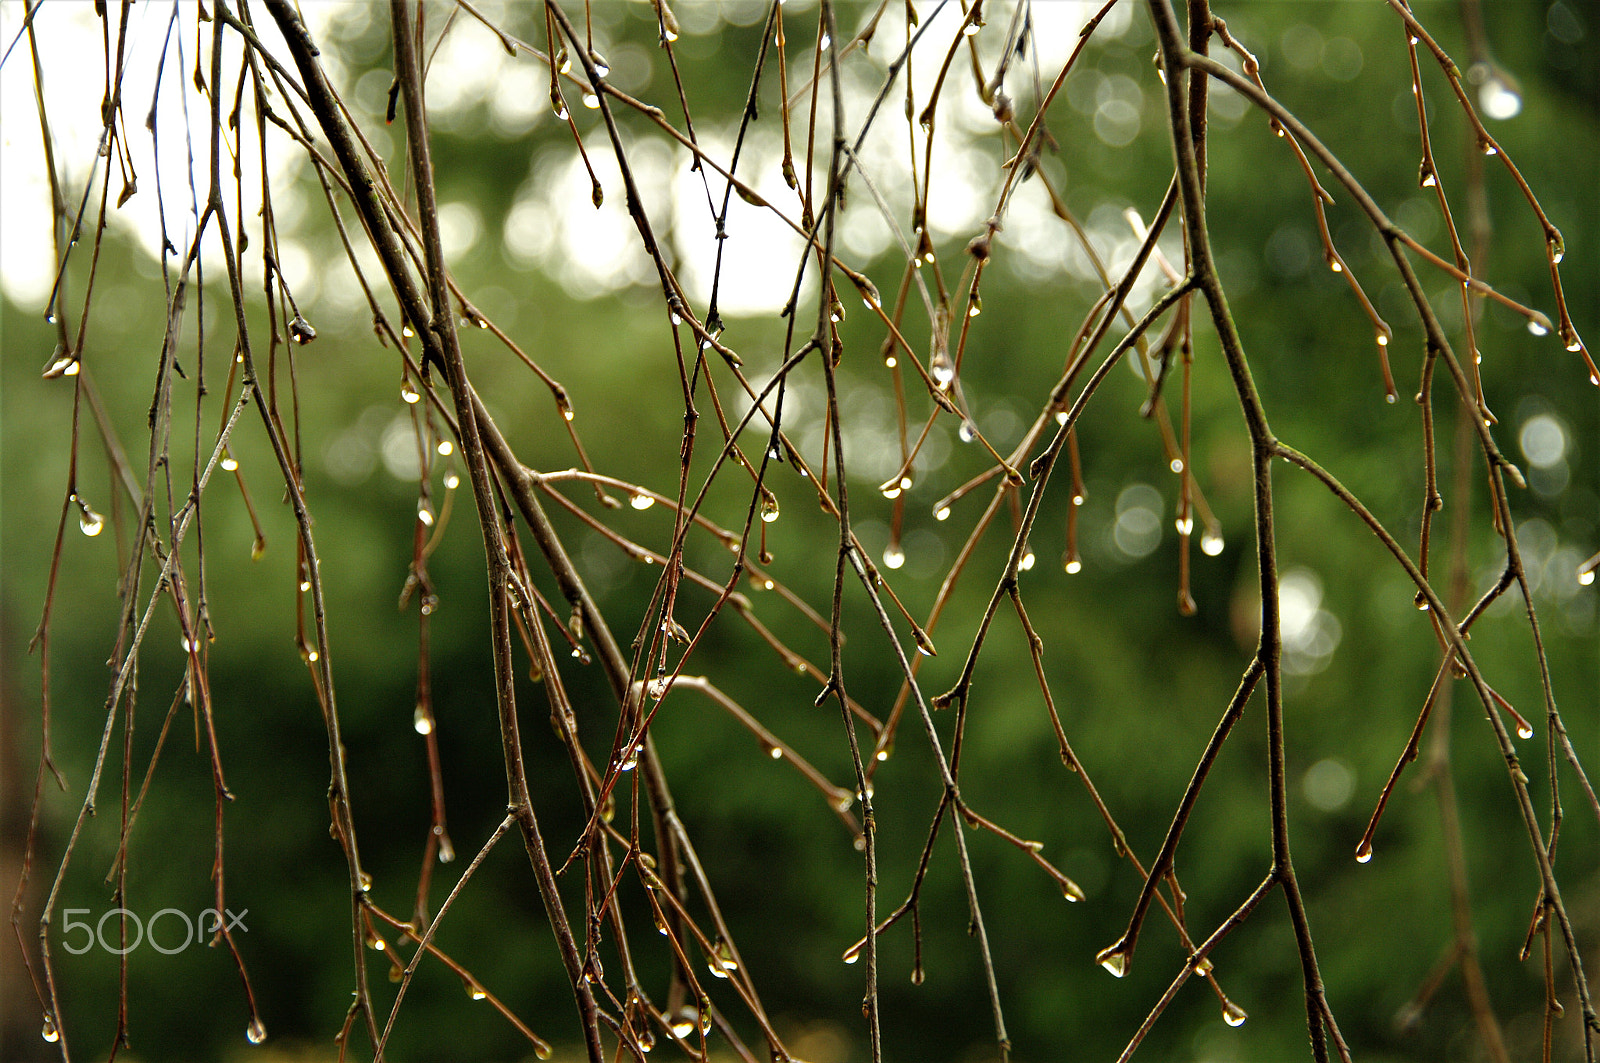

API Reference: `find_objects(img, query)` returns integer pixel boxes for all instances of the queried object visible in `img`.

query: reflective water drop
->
[1055,410,1069,425]
[1580,563,1596,586]
[79,507,105,537]
[1170,458,1184,473]
[418,503,434,527]
[884,355,897,368]
[465,977,487,1000]
[631,492,655,510]
[963,20,981,36]
[42,1014,60,1043]
[1355,841,1373,863]
[1064,554,1082,575]
[251,537,266,561]
[443,471,460,489]
[707,939,739,978]
[438,835,455,863]
[246,1016,267,1043]
[1517,722,1534,740]
[935,506,951,522]
[299,579,312,592]
[401,381,421,403]
[358,871,373,892]
[536,1042,553,1060]
[1018,549,1036,572]
[669,1016,695,1039]
[881,483,902,500]
[760,495,780,523]
[619,743,642,772]
[551,97,569,121]
[842,942,861,964]
[437,439,454,456]
[1201,530,1224,557]
[591,53,611,77]
[1175,516,1194,536]
[1096,946,1128,978]
[968,296,982,318]
[413,706,433,735]
[1547,230,1565,264]
[1194,956,1214,976]
[1527,318,1550,337]
[818,32,831,50]
[1479,74,1521,120]
[958,420,975,443]
[220,452,239,471]
[1222,1001,1248,1027]
[582,91,600,110]
[883,544,905,569]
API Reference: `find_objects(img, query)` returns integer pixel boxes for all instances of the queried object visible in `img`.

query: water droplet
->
[631,492,655,510]
[251,537,266,561]
[1096,946,1128,978]
[536,1042,553,1060]
[910,964,925,985]
[707,939,739,978]
[79,506,105,537]
[1579,564,1596,587]
[881,483,902,500]
[1194,956,1214,975]
[1527,318,1550,337]
[760,494,780,523]
[1517,722,1534,740]
[591,53,611,77]
[842,942,861,964]
[1329,258,1343,273]
[246,1016,267,1044]
[1055,410,1069,425]
[438,835,455,863]
[1175,516,1194,536]
[818,32,832,50]
[358,871,373,892]
[963,20,981,36]
[1170,458,1184,474]
[1481,140,1499,156]
[1201,531,1224,557]
[465,977,487,1000]
[436,439,454,457]
[1064,555,1082,575]
[883,544,905,569]
[443,471,460,490]
[619,743,642,772]
[935,506,951,522]
[669,1015,695,1039]
[1547,233,1565,265]
[875,747,890,762]
[582,91,600,109]
[42,1014,60,1043]
[1355,841,1374,863]
[299,579,312,592]
[884,355,897,368]
[413,706,433,735]
[1222,1001,1248,1027]
[1018,549,1036,572]
[968,296,982,318]
[958,420,976,443]
[402,323,415,338]
[401,381,421,403]
[220,452,239,471]
[418,503,434,527]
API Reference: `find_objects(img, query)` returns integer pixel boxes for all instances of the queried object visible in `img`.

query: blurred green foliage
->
[2,2,1595,1062]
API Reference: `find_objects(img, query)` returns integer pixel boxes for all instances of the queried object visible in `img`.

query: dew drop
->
[884,355,897,368]
[551,96,569,121]
[1200,531,1224,557]
[42,1014,60,1043]
[818,32,832,50]
[1580,566,1596,587]
[1096,947,1128,978]
[1170,458,1184,474]
[958,420,976,443]
[246,1016,267,1044]
[1055,410,1069,425]
[883,544,905,569]
[881,484,902,500]
[401,381,421,404]
[1527,318,1550,337]
[1018,549,1036,572]
[963,20,981,36]
[536,1042,553,1060]
[582,91,600,109]
[465,978,487,1001]
[842,942,861,965]
[760,495,780,523]
[437,439,454,456]
[1355,841,1374,864]
[418,504,434,527]
[438,835,455,863]
[1222,1001,1248,1027]
[299,579,312,592]
[631,492,656,510]
[1194,956,1214,975]
[669,1016,695,1039]
[619,743,642,772]
[1064,555,1082,575]
[79,507,105,537]
[358,871,373,892]
[591,54,611,77]
[968,296,982,318]
[443,471,460,489]
[413,706,433,735]
[1548,232,1565,264]
[1517,722,1534,740]
[220,453,239,471]
[935,506,951,522]
[1175,516,1194,536]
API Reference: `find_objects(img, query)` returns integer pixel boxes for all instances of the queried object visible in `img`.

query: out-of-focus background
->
[2,2,1595,1061]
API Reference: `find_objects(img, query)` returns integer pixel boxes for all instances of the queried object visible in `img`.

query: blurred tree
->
[1,2,1595,1062]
